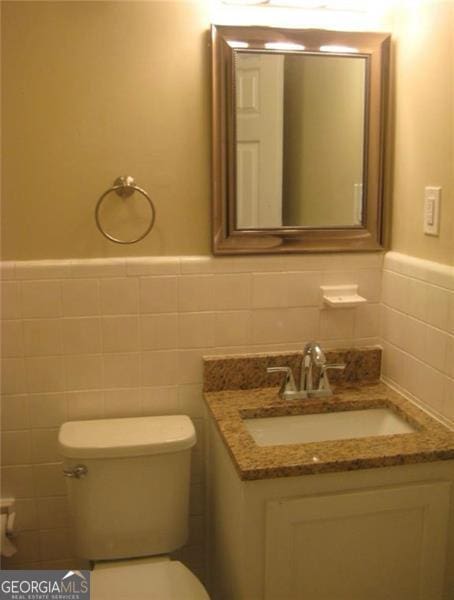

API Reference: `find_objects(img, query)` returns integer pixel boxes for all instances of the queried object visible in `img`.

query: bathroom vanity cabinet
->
[207,421,454,600]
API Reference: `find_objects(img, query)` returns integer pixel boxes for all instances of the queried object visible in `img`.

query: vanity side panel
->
[208,421,249,600]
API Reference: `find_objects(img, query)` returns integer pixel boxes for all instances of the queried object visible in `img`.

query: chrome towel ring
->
[95,176,156,244]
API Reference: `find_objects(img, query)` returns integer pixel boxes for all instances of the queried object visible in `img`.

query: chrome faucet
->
[267,342,346,400]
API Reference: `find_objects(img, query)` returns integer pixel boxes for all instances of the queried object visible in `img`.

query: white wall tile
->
[140,276,178,314]
[286,272,322,307]
[26,357,65,393]
[252,273,287,309]
[406,278,428,321]
[403,317,427,363]
[1,430,32,465]
[213,274,251,310]
[1,320,24,357]
[66,390,104,420]
[445,336,454,378]
[24,319,62,357]
[141,351,178,387]
[14,498,38,532]
[100,278,139,314]
[64,355,103,390]
[381,306,406,349]
[103,388,142,418]
[140,314,178,350]
[426,285,450,330]
[179,313,214,349]
[1,465,34,498]
[1,358,27,394]
[381,254,454,424]
[29,393,67,428]
[354,304,381,339]
[126,257,180,276]
[442,377,454,422]
[1,281,21,319]
[16,261,71,280]
[424,327,448,372]
[40,528,72,561]
[31,429,59,464]
[381,270,408,312]
[62,317,102,354]
[176,349,207,385]
[141,386,180,416]
[178,275,214,312]
[320,308,355,341]
[21,281,62,318]
[0,261,16,281]
[448,292,454,335]
[70,258,126,279]
[1,395,30,430]
[102,316,140,353]
[214,311,251,347]
[33,464,66,497]
[177,384,205,419]
[37,497,69,530]
[61,279,99,316]
[103,353,141,388]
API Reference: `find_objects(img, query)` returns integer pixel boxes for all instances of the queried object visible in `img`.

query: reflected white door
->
[236,53,284,229]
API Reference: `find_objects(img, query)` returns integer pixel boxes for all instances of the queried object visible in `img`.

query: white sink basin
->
[244,407,417,446]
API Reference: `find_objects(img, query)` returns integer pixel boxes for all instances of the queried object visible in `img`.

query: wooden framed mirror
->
[211,24,391,255]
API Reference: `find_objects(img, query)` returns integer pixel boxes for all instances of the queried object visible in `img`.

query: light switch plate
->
[424,186,441,236]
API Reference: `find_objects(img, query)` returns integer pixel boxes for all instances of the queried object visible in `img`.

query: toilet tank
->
[58,415,196,561]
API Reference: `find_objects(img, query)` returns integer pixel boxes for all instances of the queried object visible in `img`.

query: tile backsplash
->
[381,252,454,424]
[0,252,382,571]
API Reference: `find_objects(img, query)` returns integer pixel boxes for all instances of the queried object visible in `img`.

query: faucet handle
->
[267,366,297,396]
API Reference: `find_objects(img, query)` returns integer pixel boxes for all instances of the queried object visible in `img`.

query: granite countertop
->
[204,380,454,481]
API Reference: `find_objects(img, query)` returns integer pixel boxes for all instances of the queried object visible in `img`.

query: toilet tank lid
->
[58,415,196,459]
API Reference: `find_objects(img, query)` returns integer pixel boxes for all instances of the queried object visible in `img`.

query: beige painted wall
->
[2,0,453,263]
[391,0,454,266]
[1,1,211,259]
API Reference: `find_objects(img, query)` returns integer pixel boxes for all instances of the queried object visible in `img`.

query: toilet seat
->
[92,556,209,600]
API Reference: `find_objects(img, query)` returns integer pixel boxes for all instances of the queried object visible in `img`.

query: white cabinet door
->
[236,53,283,229]
[265,482,451,600]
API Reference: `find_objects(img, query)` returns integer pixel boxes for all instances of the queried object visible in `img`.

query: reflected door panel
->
[236,53,284,229]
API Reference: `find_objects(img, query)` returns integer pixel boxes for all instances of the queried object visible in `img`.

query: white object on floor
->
[0,498,17,557]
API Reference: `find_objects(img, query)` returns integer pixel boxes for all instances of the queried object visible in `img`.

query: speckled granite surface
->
[204,382,454,481]
[203,347,381,392]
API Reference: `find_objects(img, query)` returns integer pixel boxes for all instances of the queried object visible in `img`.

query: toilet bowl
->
[58,415,210,600]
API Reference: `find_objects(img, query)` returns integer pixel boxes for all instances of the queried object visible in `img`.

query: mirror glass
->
[211,25,390,254]
[235,51,367,230]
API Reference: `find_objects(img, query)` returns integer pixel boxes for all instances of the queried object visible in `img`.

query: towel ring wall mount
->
[95,176,156,245]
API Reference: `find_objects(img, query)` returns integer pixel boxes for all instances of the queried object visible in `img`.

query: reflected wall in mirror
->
[212,25,391,254]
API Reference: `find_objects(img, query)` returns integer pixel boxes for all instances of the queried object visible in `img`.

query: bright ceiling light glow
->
[266,0,326,7]
[265,42,306,50]
[319,44,359,52]
[227,40,250,48]
[221,0,269,5]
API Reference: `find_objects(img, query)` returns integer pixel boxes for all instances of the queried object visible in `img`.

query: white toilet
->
[58,415,210,600]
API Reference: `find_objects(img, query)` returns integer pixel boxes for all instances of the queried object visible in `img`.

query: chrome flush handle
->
[63,465,88,479]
